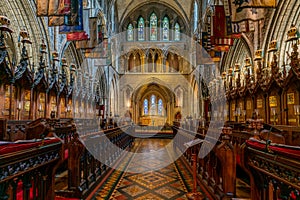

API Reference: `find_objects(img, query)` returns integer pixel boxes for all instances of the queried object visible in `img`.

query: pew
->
[243,138,300,199]
[173,121,236,199]
[54,119,134,199]
[0,118,62,200]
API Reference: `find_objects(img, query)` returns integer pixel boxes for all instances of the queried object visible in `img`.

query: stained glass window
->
[162,17,169,41]
[194,1,198,32]
[127,23,134,41]
[158,99,163,115]
[144,99,148,115]
[150,95,156,115]
[138,17,145,41]
[175,23,180,41]
[150,13,157,41]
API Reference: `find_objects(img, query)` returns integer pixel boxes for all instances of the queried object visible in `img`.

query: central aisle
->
[92,139,203,200]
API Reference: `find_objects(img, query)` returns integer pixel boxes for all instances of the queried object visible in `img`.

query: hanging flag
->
[213,5,227,38]
[48,16,65,26]
[234,0,276,9]
[207,20,212,51]
[213,45,230,52]
[59,0,83,32]
[67,32,89,41]
[48,0,71,16]
[209,51,222,62]
[48,0,79,26]
[230,0,265,23]
[75,17,97,49]
[211,5,234,51]
[66,5,89,41]
[37,0,49,16]
[212,38,234,46]
[64,0,80,26]
[202,31,209,50]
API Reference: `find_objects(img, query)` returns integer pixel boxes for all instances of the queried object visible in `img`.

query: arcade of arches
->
[0,0,300,200]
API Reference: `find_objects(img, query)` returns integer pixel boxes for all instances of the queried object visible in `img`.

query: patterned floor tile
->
[155,186,181,199]
[119,185,146,197]
[134,193,163,200]
[126,171,176,190]
[92,139,206,200]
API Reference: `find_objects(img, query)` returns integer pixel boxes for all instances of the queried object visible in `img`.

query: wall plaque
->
[287,93,295,105]
[232,103,235,111]
[269,96,277,107]
[257,99,263,108]
[247,100,252,110]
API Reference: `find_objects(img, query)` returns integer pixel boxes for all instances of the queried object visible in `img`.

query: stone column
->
[125,55,129,73]
[133,21,137,41]
[133,55,136,72]
[170,19,174,41]
[141,55,145,73]
[178,56,183,73]
[145,21,149,41]
[170,54,174,72]
[158,19,161,41]
[162,55,166,73]
[152,56,155,72]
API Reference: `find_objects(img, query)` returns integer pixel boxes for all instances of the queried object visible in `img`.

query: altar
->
[139,115,167,126]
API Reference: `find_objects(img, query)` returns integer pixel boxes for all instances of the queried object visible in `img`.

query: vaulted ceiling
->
[115,0,195,24]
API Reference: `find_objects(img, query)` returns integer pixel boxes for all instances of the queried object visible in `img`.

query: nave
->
[1,0,300,199]
[92,138,199,200]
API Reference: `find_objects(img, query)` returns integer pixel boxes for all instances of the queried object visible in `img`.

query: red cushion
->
[246,140,300,160]
[0,138,61,155]
[64,149,69,160]
[236,154,241,165]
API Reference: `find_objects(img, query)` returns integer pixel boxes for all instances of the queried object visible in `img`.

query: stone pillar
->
[158,19,161,41]
[158,55,162,73]
[162,55,166,73]
[133,21,137,41]
[170,54,174,72]
[145,21,149,41]
[170,19,174,41]
[178,56,183,73]
[133,55,136,72]
[141,55,145,73]
[152,56,155,72]
[125,55,129,73]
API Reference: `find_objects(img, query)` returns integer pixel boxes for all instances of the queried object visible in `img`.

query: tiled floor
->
[92,139,206,200]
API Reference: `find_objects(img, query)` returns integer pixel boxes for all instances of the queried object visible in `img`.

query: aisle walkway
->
[92,139,205,200]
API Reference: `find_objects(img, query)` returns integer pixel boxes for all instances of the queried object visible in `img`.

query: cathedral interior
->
[0,0,300,199]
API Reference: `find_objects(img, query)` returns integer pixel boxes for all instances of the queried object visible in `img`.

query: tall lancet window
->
[175,23,180,41]
[150,95,156,115]
[158,99,163,115]
[150,13,158,41]
[144,99,148,115]
[162,17,169,41]
[127,23,134,41]
[194,1,199,32]
[138,17,145,41]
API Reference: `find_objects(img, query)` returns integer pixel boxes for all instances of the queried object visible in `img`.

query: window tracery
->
[150,13,158,41]
[162,17,169,41]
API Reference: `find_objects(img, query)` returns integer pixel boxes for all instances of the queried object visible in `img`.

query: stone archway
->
[131,81,176,125]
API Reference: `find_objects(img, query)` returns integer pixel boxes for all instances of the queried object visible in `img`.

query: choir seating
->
[0,118,62,200]
[0,118,135,200]
[54,118,134,199]
[242,128,300,199]
[173,119,300,200]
